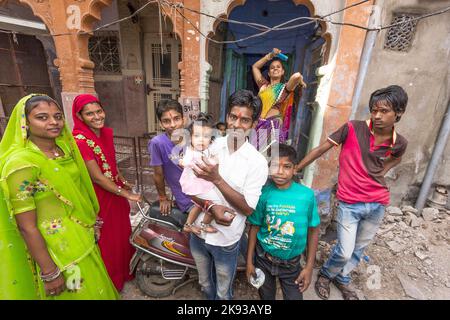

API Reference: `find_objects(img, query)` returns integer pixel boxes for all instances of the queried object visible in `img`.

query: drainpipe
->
[416,100,450,213]
[349,4,381,120]
[446,186,450,210]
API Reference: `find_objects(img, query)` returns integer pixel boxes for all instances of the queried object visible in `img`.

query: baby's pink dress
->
[179,146,217,197]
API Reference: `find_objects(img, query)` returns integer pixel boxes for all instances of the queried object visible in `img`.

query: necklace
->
[42,146,61,157]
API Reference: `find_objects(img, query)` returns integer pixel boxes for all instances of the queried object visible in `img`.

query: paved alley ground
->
[122,204,450,300]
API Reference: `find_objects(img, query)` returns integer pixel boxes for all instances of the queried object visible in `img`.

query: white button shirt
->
[194,136,268,246]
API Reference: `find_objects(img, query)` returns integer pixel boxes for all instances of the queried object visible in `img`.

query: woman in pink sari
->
[71,94,141,292]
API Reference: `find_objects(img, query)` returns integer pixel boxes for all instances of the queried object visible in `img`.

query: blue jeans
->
[320,201,385,285]
[190,234,240,300]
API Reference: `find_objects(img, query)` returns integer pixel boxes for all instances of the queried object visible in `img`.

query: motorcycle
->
[129,195,247,298]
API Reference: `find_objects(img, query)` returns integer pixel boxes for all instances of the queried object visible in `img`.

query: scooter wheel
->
[135,259,185,298]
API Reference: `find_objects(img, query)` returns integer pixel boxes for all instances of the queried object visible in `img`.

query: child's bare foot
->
[190,225,202,235]
[183,223,201,235]
[183,223,193,232]
[201,223,218,233]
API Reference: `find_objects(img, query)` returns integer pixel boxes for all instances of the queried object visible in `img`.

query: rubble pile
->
[366,205,449,299]
[315,204,450,299]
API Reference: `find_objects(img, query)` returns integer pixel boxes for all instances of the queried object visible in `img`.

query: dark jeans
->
[254,242,303,300]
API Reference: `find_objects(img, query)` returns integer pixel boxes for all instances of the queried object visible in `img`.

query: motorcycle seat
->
[146,200,188,229]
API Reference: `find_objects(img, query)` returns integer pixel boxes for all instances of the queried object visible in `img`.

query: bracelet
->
[116,186,122,195]
[202,200,211,212]
[206,203,216,215]
[159,195,168,201]
[40,267,61,282]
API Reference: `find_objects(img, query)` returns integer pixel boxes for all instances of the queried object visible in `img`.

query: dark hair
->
[267,57,286,83]
[25,95,62,116]
[278,143,298,165]
[226,89,262,122]
[156,99,183,121]
[80,101,103,114]
[369,85,408,122]
[215,122,226,129]
[187,112,213,135]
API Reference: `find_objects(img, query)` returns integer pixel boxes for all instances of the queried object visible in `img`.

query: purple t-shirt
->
[148,133,192,212]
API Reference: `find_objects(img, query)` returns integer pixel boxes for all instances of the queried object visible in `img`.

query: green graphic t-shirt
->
[248,181,320,260]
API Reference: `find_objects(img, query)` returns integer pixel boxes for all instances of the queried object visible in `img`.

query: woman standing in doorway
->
[0,94,118,299]
[72,94,141,292]
[251,48,307,149]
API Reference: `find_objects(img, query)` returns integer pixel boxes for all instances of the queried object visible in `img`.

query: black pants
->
[254,242,303,300]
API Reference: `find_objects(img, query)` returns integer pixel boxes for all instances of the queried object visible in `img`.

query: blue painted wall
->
[222,0,318,93]
[220,0,320,147]
[227,0,316,58]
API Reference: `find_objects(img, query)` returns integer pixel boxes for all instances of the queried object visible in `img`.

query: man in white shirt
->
[190,89,269,300]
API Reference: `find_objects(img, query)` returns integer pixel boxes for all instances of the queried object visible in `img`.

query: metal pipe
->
[349,4,381,120]
[446,186,450,210]
[416,100,450,213]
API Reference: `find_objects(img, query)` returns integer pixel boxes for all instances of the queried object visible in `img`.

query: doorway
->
[207,0,326,155]
[144,36,182,133]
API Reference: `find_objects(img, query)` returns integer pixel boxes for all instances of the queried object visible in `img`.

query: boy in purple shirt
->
[148,100,193,214]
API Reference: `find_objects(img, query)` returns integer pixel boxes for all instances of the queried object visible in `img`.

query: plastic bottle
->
[249,268,265,289]
[276,53,288,61]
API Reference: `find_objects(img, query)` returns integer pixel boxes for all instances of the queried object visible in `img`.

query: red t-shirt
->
[328,120,408,205]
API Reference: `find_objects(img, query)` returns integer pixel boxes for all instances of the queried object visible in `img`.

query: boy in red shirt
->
[296,85,408,300]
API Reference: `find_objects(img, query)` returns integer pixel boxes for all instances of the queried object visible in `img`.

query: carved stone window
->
[88,32,121,74]
[384,13,419,52]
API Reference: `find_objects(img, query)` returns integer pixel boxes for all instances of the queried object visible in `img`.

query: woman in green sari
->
[0,94,118,300]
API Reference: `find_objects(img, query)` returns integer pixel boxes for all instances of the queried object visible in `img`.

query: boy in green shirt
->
[246,144,320,300]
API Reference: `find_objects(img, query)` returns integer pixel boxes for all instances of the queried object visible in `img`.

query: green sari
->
[0,94,118,300]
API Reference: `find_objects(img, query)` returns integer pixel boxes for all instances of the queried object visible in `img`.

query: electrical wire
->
[161,0,450,45]
[0,0,448,43]
[0,0,372,38]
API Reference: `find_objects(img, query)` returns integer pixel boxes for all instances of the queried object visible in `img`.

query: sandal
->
[314,274,331,300]
[332,279,359,300]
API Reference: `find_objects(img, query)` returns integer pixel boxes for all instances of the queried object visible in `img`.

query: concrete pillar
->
[311,0,374,190]
[177,0,201,108]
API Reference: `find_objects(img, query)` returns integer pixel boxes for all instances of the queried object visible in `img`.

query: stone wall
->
[355,0,450,205]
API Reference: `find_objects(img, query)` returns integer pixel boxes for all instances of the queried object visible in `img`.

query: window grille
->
[384,13,418,52]
[88,33,122,74]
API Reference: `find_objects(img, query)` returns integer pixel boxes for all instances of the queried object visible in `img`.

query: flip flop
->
[332,279,359,300]
[314,274,331,300]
